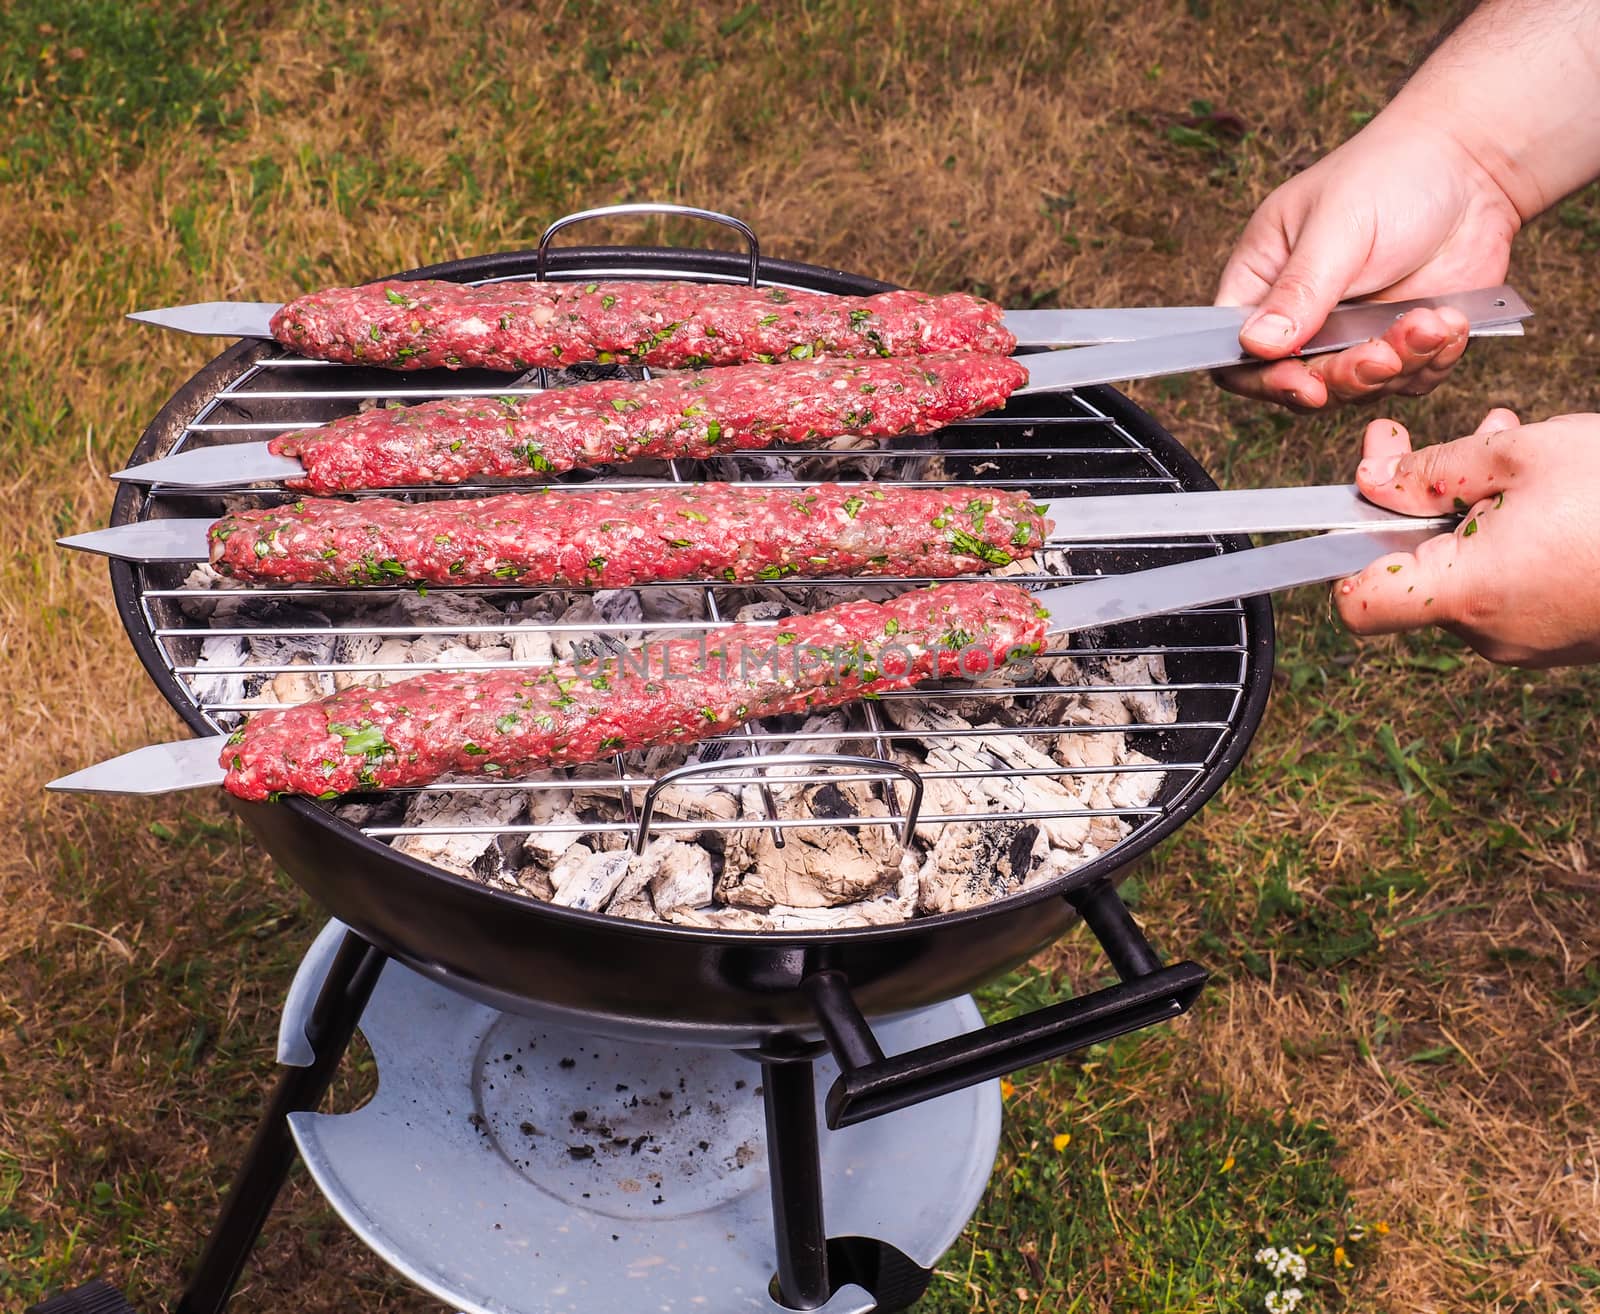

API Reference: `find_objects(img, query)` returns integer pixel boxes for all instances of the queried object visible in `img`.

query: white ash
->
[392,788,524,882]
[175,479,1175,929]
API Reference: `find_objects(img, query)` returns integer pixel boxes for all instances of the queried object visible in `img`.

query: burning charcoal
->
[636,585,711,623]
[404,636,495,668]
[384,592,508,647]
[592,590,645,627]
[174,563,232,622]
[731,600,788,625]
[603,839,710,909]
[608,890,663,923]
[1105,749,1164,809]
[188,633,250,712]
[549,848,633,911]
[519,788,589,864]
[913,819,1044,914]
[547,594,645,664]
[720,777,902,909]
[514,862,556,901]
[763,579,906,613]
[728,709,853,777]
[508,621,556,669]
[1102,652,1179,725]
[243,621,336,680]
[641,784,741,824]
[392,789,526,879]
[332,794,405,829]
[259,654,335,706]
[644,843,714,917]
[671,869,917,930]
[332,632,384,691]
[1054,725,1122,772]
[630,726,742,783]
[1012,654,1088,726]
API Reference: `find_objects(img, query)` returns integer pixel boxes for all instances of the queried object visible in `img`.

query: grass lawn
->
[2,2,1597,1310]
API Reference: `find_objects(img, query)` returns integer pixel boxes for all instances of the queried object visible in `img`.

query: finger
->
[1353,412,1524,513]
[1473,406,1519,434]
[1428,315,1472,374]
[1395,356,1465,399]
[1215,205,1291,308]
[1212,357,1330,409]
[1390,307,1469,374]
[1382,308,1452,371]
[1368,308,1471,399]
[1405,326,1471,388]
[1307,341,1405,403]
[1359,415,1415,466]
[1334,527,1471,634]
[1238,205,1374,359]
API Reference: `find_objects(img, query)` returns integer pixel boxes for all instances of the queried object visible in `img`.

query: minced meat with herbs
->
[221,580,1050,801]
[207,483,1053,589]
[269,352,1028,492]
[269,279,1016,372]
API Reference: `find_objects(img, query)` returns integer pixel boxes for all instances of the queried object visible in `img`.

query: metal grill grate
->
[125,265,1253,853]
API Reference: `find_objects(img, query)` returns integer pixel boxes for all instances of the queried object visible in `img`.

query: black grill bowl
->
[110,245,1273,1045]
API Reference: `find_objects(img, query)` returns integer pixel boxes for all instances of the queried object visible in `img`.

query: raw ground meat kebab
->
[271,352,1027,492]
[221,579,1050,801]
[270,278,1015,372]
[209,483,1053,589]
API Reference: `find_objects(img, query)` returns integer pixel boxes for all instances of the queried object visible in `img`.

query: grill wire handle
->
[632,753,925,855]
[805,882,1207,1129]
[536,203,762,287]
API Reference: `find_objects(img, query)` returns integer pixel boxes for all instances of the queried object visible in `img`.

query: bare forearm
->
[1383,0,1600,221]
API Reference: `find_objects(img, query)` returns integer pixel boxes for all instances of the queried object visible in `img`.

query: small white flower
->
[1285,1254,1307,1282]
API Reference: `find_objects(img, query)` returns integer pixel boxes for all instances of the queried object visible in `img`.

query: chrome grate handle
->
[633,752,925,856]
[537,203,761,287]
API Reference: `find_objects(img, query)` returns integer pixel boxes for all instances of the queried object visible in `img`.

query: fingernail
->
[1412,325,1446,351]
[1358,455,1401,485]
[1243,311,1295,345]
[1354,360,1392,387]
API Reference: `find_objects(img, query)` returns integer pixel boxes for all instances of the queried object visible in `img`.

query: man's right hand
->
[1213,114,1522,410]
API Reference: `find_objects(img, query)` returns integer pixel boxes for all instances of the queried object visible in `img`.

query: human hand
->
[1334,408,1600,667]
[1214,116,1521,409]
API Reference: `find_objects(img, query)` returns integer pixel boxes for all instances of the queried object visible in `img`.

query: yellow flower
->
[1334,1245,1351,1268]
[1220,1154,1236,1173]
[1052,1132,1071,1152]
[1373,1221,1390,1235]
[999,1078,1015,1099]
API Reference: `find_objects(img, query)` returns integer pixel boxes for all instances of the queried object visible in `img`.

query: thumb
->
[1355,409,1522,515]
[1238,206,1374,358]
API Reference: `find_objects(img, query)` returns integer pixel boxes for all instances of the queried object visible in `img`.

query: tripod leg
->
[174,930,386,1314]
[759,1054,831,1310]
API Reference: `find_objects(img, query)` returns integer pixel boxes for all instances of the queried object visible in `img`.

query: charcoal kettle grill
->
[37,206,1273,1314]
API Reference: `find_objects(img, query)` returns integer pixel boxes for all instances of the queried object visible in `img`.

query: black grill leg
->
[759,1052,832,1310]
[173,930,386,1314]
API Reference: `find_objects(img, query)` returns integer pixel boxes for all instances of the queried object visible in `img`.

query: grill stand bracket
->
[806,882,1205,1130]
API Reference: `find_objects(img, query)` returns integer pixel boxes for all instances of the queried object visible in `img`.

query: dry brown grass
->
[3,1,1598,1310]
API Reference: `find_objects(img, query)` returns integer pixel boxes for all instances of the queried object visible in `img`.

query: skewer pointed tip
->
[125,301,280,338]
[46,737,229,795]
